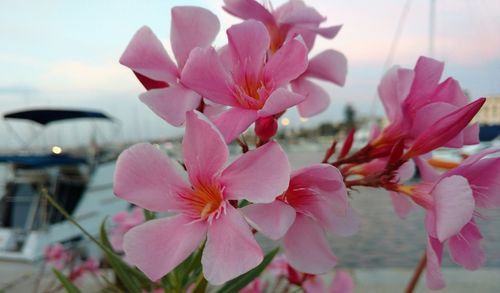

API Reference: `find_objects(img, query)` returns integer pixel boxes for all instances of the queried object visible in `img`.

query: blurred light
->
[281,117,290,126]
[299,117,309,122]
[52,146,62,155]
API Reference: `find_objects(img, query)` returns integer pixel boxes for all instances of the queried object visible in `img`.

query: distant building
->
[473,96,500,125]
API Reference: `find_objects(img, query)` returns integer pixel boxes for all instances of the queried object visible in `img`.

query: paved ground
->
[2,262,500,292]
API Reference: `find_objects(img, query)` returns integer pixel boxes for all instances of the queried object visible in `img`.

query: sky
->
[1,0,500,149]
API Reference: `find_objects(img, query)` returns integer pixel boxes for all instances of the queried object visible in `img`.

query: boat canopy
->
[4,109,112,125]
[479,125,500,142]
[0,154,86,168]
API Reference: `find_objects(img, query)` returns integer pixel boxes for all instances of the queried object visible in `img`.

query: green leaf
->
[217,247,280,293]
[238,200,251,208]
[99,218,149,291]
[143,209,156,221]
[52,269,82,293]
[191,274,208,293]
[177,240,205,286]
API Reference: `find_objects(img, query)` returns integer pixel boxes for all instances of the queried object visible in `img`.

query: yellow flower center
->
[189,183,223,219]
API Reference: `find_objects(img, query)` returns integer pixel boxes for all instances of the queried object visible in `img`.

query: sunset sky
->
[1,0,499,147]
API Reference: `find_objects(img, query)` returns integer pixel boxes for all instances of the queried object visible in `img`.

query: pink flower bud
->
[255,116,278,141]
[404,98,485,159]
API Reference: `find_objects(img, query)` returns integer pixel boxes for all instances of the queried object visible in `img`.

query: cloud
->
[0,85,38,95]
[38,60,137,94]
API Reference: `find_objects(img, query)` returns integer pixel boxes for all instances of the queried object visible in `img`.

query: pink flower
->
[396,148,500,289]
[350,159,416,219]
[181,19,308,143]
[267,254,316,286]
[120,6,220,126]
[110,207,145,252]
[241,164,359,274]
[68,257,100,282]
[113,111,290,285]
[241,278,267,293]
[223,0,347,117]
[403,98,485,159]
[223,0,341,52]
[376,56,482,150]
[44,243,72,270]
[303,270,354,293]
[291,50,347,118]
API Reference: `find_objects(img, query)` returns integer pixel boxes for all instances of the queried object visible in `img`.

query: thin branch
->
[405,251,427,293]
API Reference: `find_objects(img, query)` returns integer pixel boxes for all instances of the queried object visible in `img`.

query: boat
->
[0,109,129,262]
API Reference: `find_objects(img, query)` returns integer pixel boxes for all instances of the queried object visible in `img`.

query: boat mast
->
[429,0,436,57]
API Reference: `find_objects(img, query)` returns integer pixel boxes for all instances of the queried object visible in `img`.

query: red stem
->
[405,251,427,293]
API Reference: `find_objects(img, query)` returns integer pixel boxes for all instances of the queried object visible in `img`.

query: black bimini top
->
[4,109,112,125]
[0,154,86,168]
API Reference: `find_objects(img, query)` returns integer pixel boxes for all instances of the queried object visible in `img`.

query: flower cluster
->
[112,0,499,291]
[43,243,100,286]
[109,206,145,253]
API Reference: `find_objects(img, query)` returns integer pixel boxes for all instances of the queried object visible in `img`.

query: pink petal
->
[389,192,414,220]
[139,85,200,127]
[368,124,382,142]
[303,278,326,293]
[414,157,440,183]
[181,47,238,106]
[426,236,445,290]
[410,102,459,143]
[432,175,475,241]
[123,215,207,281]
[120,26,178,84]
[283,214,337,274]
[448,156,500,209]
[305,202,360,237]
[222,0,276,25]
[405,98,486,158]
[227,20,269,79]
[221,141,290,203]
[212,107,258,143]
[448,220,485,270]
[259,88,306,117]
[263,38,309,87]
[202,205,263,285]
[425,210,438,238]
[463,122,480,145]
[460,147,500,166]
[313,24,343,39]
[183,111,228,184]
[130,207,145,222]
[291,164,348,214]
[377,66,414,123]
[276,1,324,24]
[288,28,318,52]
[133,72,168,90]
[171,6,220,69]
[405,56,444,112]
[112,211,128,224]
[203,102,227,121]
[114,143,189,212]
[241,201,296,240]
[431,77,468,107]
[292,77,330,118]
[396,160,415,182]
[303,49,347,86]
[218,44,233,72]
[330,270,355,293]
[109,233,124,252]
